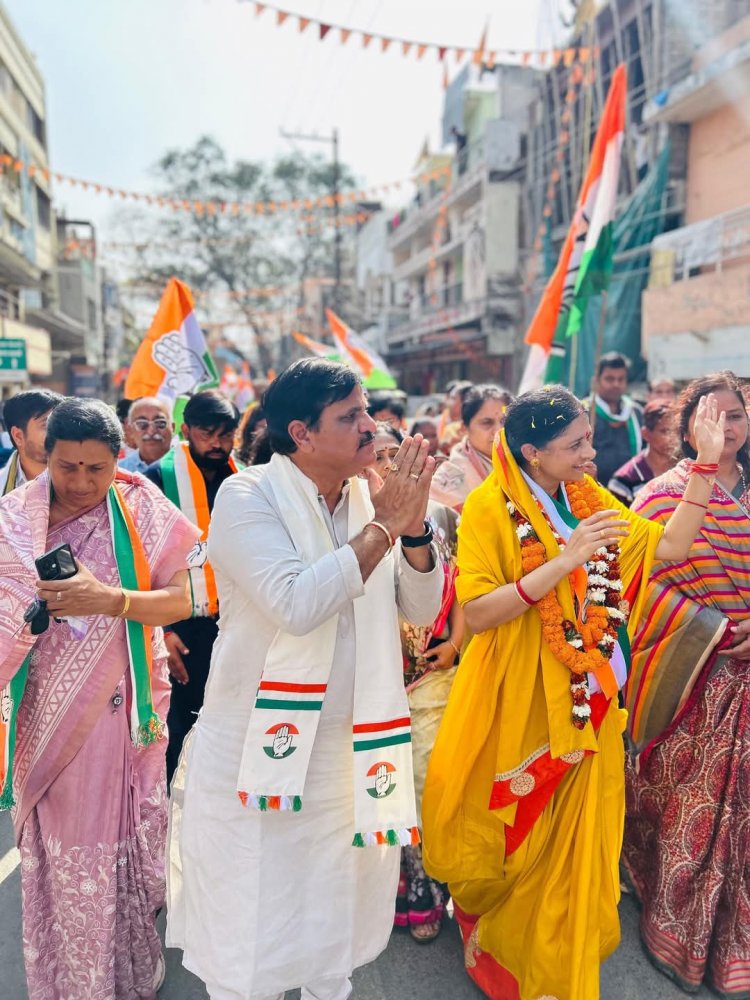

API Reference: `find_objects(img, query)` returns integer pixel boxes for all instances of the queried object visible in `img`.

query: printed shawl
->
[422,430,662,883]
[0,470,199,834]
[625,460,749,760]
[236,454,419,847]
[160,442,238,616]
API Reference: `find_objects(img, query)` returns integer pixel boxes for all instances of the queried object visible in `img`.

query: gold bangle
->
[365,520,395,550]
[117,590,131,618]
[448,639,461,657]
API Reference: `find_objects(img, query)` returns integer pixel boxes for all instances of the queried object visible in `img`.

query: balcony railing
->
[650,202,750,284]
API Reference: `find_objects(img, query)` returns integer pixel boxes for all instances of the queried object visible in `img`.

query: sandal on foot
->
[409,920,441,944]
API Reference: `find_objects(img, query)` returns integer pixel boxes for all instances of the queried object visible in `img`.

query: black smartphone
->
[35,543,78,581]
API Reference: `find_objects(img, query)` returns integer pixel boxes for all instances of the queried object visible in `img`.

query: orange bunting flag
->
[402,41,412,56]
[254,2,265,15]
[473,21,488,66]
[381,37,391,53]
[124,278,219,403]
[455,48,464,62]
[362,33,373,48]
[340,27,351,44]
[277,10,288,25]
[299,16,310,32]
[564,48,576,67]
[417,44,427,60]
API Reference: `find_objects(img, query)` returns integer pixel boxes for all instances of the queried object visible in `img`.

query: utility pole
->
[279,128,342,315]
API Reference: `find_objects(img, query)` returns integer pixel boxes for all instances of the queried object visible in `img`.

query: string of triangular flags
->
[246,1,595,69]
[3,153,449,219]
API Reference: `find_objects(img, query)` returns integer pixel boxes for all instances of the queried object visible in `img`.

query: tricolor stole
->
[0,483,162,811]
[159,443,237,617]
[352,716,420,847]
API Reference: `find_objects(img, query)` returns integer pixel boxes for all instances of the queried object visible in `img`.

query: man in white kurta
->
[167,363,442,1000]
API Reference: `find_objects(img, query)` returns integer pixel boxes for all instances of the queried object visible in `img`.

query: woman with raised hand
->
[623,371,750,996]
[422,385,726,1000]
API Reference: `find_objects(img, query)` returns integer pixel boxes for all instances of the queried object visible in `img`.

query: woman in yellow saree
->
[422,386,727,1000]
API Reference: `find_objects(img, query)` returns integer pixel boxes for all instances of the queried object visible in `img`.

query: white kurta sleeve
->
[208,476,365,636]
[394,542,443,626]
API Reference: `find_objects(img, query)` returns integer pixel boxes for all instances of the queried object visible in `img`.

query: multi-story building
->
[0,2,53,392]
[382,65,536,394]
[641,10,750,378]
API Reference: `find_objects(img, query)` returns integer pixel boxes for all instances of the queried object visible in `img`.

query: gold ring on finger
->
[599,530,604,540]
[390,463,399,473]
[409,472,420,480]
[57,591,62,601]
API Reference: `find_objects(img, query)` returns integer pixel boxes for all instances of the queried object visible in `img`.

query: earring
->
[531,457,540,469]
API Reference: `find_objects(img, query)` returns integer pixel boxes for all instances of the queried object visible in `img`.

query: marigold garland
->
[507,479,629,729]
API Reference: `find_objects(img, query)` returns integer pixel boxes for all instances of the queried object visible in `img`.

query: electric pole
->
[279,128,342,315]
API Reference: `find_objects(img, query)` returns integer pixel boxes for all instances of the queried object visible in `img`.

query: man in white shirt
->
[118,396,174,474]
[168,359,443,1000]
[0,389,63,495]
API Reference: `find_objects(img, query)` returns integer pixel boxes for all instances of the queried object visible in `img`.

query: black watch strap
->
[400,520,434,548]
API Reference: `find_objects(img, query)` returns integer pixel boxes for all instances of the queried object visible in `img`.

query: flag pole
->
[587,289,609,437]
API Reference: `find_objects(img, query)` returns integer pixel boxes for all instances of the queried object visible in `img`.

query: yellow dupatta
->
[421,430,663,885]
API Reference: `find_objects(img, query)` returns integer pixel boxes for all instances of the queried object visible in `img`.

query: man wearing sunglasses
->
[119,396,175,473]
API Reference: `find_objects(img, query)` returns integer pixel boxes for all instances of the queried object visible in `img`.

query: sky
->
[7,0,564,245]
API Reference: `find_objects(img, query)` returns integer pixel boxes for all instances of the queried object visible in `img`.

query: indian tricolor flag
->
[292,330,337,359]
[325,309,397,389]
[125,277,218,402]
[520,64,627,392]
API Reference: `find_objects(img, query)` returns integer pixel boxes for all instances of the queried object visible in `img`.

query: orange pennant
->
[277,10,288,25]
[564,48,576,67]
[362,33,372,48]
[454,48,464,61]
[417,43,427,60]
[381,37,391,53]
[298,16,310,32]
[340,27,351,44]
[402,40,411,56]
[521,52,531,66]
[254,2,265,15]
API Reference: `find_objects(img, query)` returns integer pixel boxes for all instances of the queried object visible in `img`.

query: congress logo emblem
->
[263,722,299,759]
[366,761,397,798]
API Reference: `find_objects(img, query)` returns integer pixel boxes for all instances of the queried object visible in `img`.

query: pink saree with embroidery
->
[0,471,198,1000]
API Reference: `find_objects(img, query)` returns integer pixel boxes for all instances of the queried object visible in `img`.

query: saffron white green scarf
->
[0,482,162,810]
[236,454,420,848]
[160,443,237,617]
[594,394,642,457]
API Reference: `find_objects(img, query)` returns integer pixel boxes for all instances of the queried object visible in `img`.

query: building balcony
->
[385,283,485,346]
[645,18,750,124]
[642,203,750,379]
[387,141,485,253]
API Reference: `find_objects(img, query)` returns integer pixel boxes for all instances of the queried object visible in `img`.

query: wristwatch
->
[401,520,434,548]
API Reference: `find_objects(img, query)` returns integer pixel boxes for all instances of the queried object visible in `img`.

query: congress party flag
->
[292,330,337,359]
[520,64,627,392]
[325,309,397,389]
[125,277,219,402]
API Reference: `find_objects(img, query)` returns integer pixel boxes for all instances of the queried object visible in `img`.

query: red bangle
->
[514,579,537,606]
[691,462,719,474]
[682,499,708,510]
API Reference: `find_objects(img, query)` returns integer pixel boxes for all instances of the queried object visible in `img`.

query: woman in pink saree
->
[0,398,199,999]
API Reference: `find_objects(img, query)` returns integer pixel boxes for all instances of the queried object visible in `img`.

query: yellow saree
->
[421,432,663,1000]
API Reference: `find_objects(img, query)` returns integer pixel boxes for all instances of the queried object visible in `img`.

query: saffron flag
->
[520,64,627,392]
[292,330,336,358]
[125,277,218,402]
[325,309,397,389]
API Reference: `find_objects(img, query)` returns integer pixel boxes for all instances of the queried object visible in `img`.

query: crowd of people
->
[0,354,746,1000]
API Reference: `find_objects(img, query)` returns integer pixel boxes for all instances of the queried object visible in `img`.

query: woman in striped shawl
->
[623,372,750,997]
